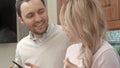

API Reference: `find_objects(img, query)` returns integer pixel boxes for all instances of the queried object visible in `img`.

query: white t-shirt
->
[65,41,120,68]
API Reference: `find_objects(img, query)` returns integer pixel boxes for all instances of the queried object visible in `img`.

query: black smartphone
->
[12,60,23,68]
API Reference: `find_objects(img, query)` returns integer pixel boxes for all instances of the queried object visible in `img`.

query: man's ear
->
[18,16,24,24]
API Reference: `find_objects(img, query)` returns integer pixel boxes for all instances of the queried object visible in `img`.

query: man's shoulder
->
[17,35,30,46]
[54,24,64,33]
[53,24,67,37]
[55,24,62,28]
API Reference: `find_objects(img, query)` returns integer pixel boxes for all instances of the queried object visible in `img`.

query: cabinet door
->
[57,0,120,29]
[100,0,120,29]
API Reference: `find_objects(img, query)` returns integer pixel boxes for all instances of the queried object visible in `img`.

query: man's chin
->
[35,31,46,35]
[34,25,48,35]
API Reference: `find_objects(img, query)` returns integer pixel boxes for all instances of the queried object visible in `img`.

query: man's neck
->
[34,34,43,39]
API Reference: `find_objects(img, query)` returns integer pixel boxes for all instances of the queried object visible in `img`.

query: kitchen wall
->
[0,43,16,68]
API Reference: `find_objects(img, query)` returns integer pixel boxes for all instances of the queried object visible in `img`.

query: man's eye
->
[26,13,33,18]
[38,9,44,14]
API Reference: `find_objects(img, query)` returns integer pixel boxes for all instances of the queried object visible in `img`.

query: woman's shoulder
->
[67,43,82,51]
[66,43,82,57]
[94,41,120,61]
[93,41,120,68]
[94,41,114,57]
[65,43,83,65]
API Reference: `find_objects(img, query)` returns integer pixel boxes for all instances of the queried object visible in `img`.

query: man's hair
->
[16,0,45,17]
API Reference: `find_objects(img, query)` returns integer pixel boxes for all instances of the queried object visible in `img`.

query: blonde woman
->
[59,0,120,68]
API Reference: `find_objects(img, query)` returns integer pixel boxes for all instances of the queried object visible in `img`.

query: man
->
[12,0,70,68]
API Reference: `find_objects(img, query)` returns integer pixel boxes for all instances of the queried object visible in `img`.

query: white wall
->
[0,43,16,68]
[47,0,58,24]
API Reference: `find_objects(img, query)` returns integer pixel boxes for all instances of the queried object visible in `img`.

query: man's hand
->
[64,58,78,68]
[25,62,38,68]
[10,62,38,68]
[10,65,14,68]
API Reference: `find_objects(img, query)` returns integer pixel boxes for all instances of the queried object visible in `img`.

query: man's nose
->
[35,14,42,22]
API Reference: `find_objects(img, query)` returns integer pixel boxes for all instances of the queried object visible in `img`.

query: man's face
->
[20,0,48,36]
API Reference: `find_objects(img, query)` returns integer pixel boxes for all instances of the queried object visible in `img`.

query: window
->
[0,0,17,43]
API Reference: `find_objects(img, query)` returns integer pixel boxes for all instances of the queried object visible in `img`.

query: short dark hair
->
[16,0,45,17]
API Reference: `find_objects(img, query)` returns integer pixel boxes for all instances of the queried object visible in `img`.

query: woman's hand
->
[64,58,78,68]
[25,62,38,68]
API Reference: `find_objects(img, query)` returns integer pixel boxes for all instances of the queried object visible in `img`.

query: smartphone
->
[12,60,23,68]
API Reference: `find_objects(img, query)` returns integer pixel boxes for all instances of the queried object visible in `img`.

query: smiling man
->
[12,0,71,68]
[19,0,48,38]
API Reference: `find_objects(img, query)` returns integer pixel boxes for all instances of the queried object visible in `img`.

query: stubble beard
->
[34,24,48,35]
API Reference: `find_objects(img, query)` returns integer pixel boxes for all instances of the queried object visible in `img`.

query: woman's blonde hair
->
[59,0,107,68]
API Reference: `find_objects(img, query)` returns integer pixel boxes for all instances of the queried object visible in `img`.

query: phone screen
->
[12,60,23,68]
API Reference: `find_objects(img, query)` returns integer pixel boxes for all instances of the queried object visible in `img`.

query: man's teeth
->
[38,22,43,26]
